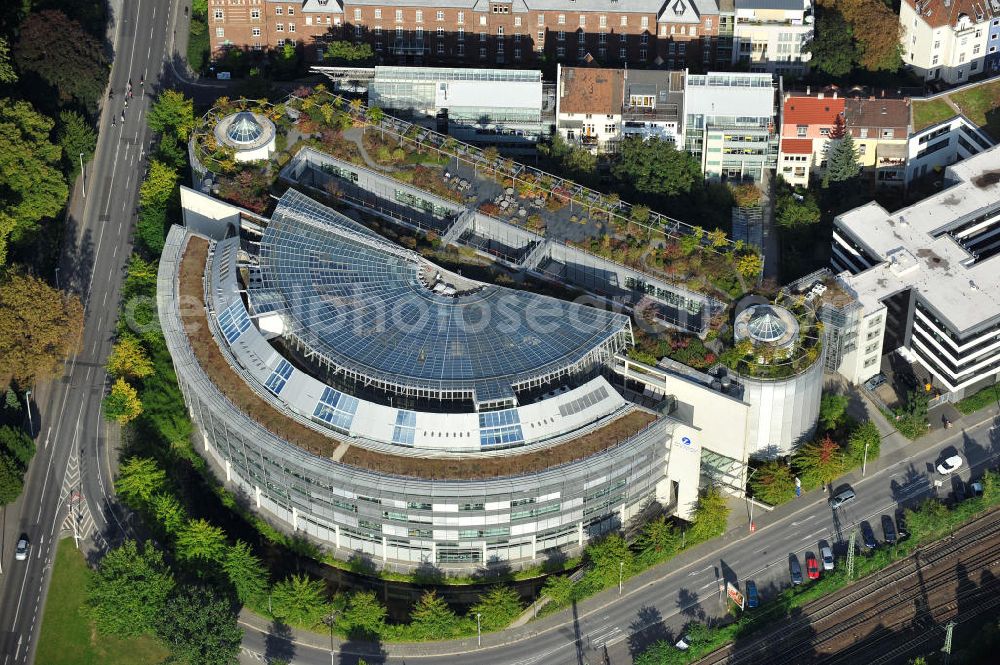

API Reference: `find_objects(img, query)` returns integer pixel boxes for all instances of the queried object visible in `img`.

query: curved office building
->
[159,188,677,574]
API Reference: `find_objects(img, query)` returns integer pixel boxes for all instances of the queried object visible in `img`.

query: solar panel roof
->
[248,190,631,402]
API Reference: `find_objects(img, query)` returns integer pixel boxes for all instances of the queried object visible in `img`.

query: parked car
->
[971,480,984,497]
[896,512,910,541]
[864,374,887,391]
[953,481,967,503]
[860,521,878,550]
[882,515,897,544]
[820,546,835,571]
[15,535,29,561]
[675,635,690,651]
[790,556,803,585]
[829,488,856,509]
[745,580,759,608]
[936,455,964,475]
[805,553,820,580]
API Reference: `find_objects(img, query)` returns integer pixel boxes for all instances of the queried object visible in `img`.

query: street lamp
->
[618,560,624,596]
[79,153,86,198]
[24,390,32,436]
[862,440,870,477]
[476,612,482,647]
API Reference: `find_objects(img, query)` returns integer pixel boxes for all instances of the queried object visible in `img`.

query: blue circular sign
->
[681,436,692,447]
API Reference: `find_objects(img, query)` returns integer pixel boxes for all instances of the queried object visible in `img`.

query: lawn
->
[955,382,1000,415]
[910,98,956,132]
[36,539,169,665]
[949,78,1000,139]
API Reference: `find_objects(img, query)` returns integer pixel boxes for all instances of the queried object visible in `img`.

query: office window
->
[354,9,361,21]
[557,46,565,56]
[276,38,285,47]
[796,125,807,137]
[458,11,464,24]
[819,127,830,136]
[640,48,647,59]
[396,9,403,22]
[480,15,486,26]
[214,9,223,20]
[973,44,981,54]
[932,55,939,65]
[480,46,487,57]
[600,15,607,27]
[933,40,940,49]
[498,26,503,35]
[275,7,282,16]
[558,14,565,25]
[251,8,259,20]
[374,26,382,35]
[438,42,444,54]
[538,14,544,26]
[287,7,293,16]
[437,11,444,21]
[415,26,423,37]
[558,31,565,41]
[619,47,626,58]
[437,27,444,37]
[514,16,521,27]
[458,28,465,40]
[641,16,649,28]
[514,32,521,42]
[289,22,295,33]
[579,15,586,26]
[480,32,486,42]
[306,16,312,25]
[416,10,423,23]
[374,9,382,19]
[215,27,224,37]
[860,127,869,138]
[252,27,260,37]
[881,129,894,139]
[275,23,284,32]
[640,33,648,45]
[599,32,607,43]
[458,43,465,55]
[515,47,521,59]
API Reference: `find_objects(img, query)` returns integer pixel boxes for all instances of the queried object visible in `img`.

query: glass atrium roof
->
[227,112,264,144]
[747,306,787,343]
[248,190,630,401]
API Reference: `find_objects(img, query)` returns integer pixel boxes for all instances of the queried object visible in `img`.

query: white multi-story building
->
[733,0,814,76]
[905,113,994,186]
[900,0,999,84]
[555,65,624,152]
[831,143,1000,398]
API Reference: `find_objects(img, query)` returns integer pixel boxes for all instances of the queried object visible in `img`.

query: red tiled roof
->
[783,96,845,127]
[904,0,997,30]
[781,138,813,155]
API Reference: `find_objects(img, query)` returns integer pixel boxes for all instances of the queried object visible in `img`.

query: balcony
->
[621,104,680,122]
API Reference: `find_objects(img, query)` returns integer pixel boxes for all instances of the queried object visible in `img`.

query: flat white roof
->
[435,79,542,110]
[685,73,775,119]
[836,143,1000,333]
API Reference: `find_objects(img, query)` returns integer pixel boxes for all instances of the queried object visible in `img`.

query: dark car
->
[745,580,759,608]
[953,481,967,503]
[881,515,897,544]
[805,553,820,580]
[971,480,984,497]
[790,556,803,585]
[860,521,877,550]
[828,488,856,510]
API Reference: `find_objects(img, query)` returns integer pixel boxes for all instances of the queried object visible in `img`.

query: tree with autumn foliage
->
[793,434,845,488]
[818,0,902,73]
[15,10,109,108]
[749,460,797,505]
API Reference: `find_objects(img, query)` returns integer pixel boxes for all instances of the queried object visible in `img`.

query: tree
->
[270,574,328,627]
[806,10,858,77]
[114,457,167,507]
[148,90,196,140]
[822,132,861,187]
[469,585,523,632]
[845,420,880,468]
[176,518,228,563]
[0,36,16,83]
[0,455,24,504]
[794,434,845,487]
[735,252,764,280]
[775,189,821,229]
[222,540,269,606]
[57,110,97,179]
[688,487,729,542]
[150,491,187,536]
[323,40,374,65]
[0,425,34,469]
[156,585,242,665]
[139,159,180,210]
[612,137,702,197]
[819,393,850,431]
[894,390,930,438]
[367,106,384,126]
[107,335,154,379]
[630,204,651,225]
[409,591,463,639]
[340,590,387,639]
[584,533,634,589]
[0,99,69,265]
[636,515,682,561]
[730,183,762,208]
[708,228,728,248]
[0,275,82,384]
[103,377,142,424]
[749,461,797,505]
[87,540,175,637]
[541,575,575,607]
[833,0,903,72]
[15,10,108,107]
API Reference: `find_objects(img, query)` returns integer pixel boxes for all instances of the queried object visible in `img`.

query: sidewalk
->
[238,396,1000,659]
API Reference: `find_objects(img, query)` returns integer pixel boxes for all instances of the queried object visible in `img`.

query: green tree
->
[749,461,796,505]
[775,190,821,229]
[903,498,950,540]
[819,393,850,431]
[340,590,387,639]
[176,518,228,563]
[630,204,651,225]
[583,533,634,589]
[114,457,167,507]
[735,252,764,280]
[806,10,858,77]
[835,0,903,72]
[0,99,69,264]
[0,36,16,83]
[612,136,702,197]
[15,10,108,107]
[409,591,463,639]
[367,106,384,125]
[793,434,845,487]
[57,110,97,180]
[688,487,729,542]
[541,574,575,607]
[730,183,762,208]
[102,377,142,424]
[139,159,180,210]
[222,540,269,606]
[270,574,328,627]
[0,275,83,384]
[0,425,34,469]
[0,455,24,504]
[636,515,682,560]
[845,420,880,468]
[87,540,175,638]
[323,41,374,65]
[150,491,187,536]
[156,585,242,665]
[469,585,523,632]
[107,334,154,379]
[894,390,930,438]
[822,133,861,187]
[148,90,196,140]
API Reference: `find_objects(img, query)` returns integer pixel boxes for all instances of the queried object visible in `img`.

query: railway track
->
[696,508,1000,665]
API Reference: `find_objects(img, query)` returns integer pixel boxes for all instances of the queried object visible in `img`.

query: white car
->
[15,536,29,561]
[936,455,963,475]
[820,546,835,571]
[675,635,690,651]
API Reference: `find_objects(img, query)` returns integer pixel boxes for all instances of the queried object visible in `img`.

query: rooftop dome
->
[747,306,787,343]
[226,112,264,144]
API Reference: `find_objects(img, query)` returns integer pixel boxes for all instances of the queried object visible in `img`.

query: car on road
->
[829,488,856,509]
[745,580,759,608]
[936,455,963,475]
[790,556,803,585]
[971,480,984,497]
[882,515,897,544]
[860,521,878,550]
[820,546,835,571]
[15,535,29,561]
[675,635,690,651]
[864,374,887,391]
[805,553,820,580]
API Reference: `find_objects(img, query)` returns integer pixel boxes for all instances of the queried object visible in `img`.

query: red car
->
[805,553,820,580]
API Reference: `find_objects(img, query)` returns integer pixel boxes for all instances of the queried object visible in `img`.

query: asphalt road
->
[239,416,1000,665]
[0,1,179,663]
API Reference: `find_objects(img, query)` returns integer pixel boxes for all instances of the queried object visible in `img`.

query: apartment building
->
[900,0,1000,84]
[831,143,1000,398]
[684,71,778,181]
[620,69,685,143]
[209,0,731,71]
[843,97,910,187]
[733,0,814,76]
[776,92,844,187]
[905,113,994,185]
[555,66,624,151]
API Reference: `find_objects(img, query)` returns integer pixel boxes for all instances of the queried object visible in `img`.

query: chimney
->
[806,85,811,95]
[818,91,824,99]
[833,91,838,98]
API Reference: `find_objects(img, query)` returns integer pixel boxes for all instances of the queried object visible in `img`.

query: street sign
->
[726,582,745,610]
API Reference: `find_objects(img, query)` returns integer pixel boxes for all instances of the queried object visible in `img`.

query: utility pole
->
[862,440,870,476]
[24,390,32,436]
[79,153,86,198]
[846,530,857,579]
[476,612,482,647]
[618,560,624,596]
[942,620,956,665]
